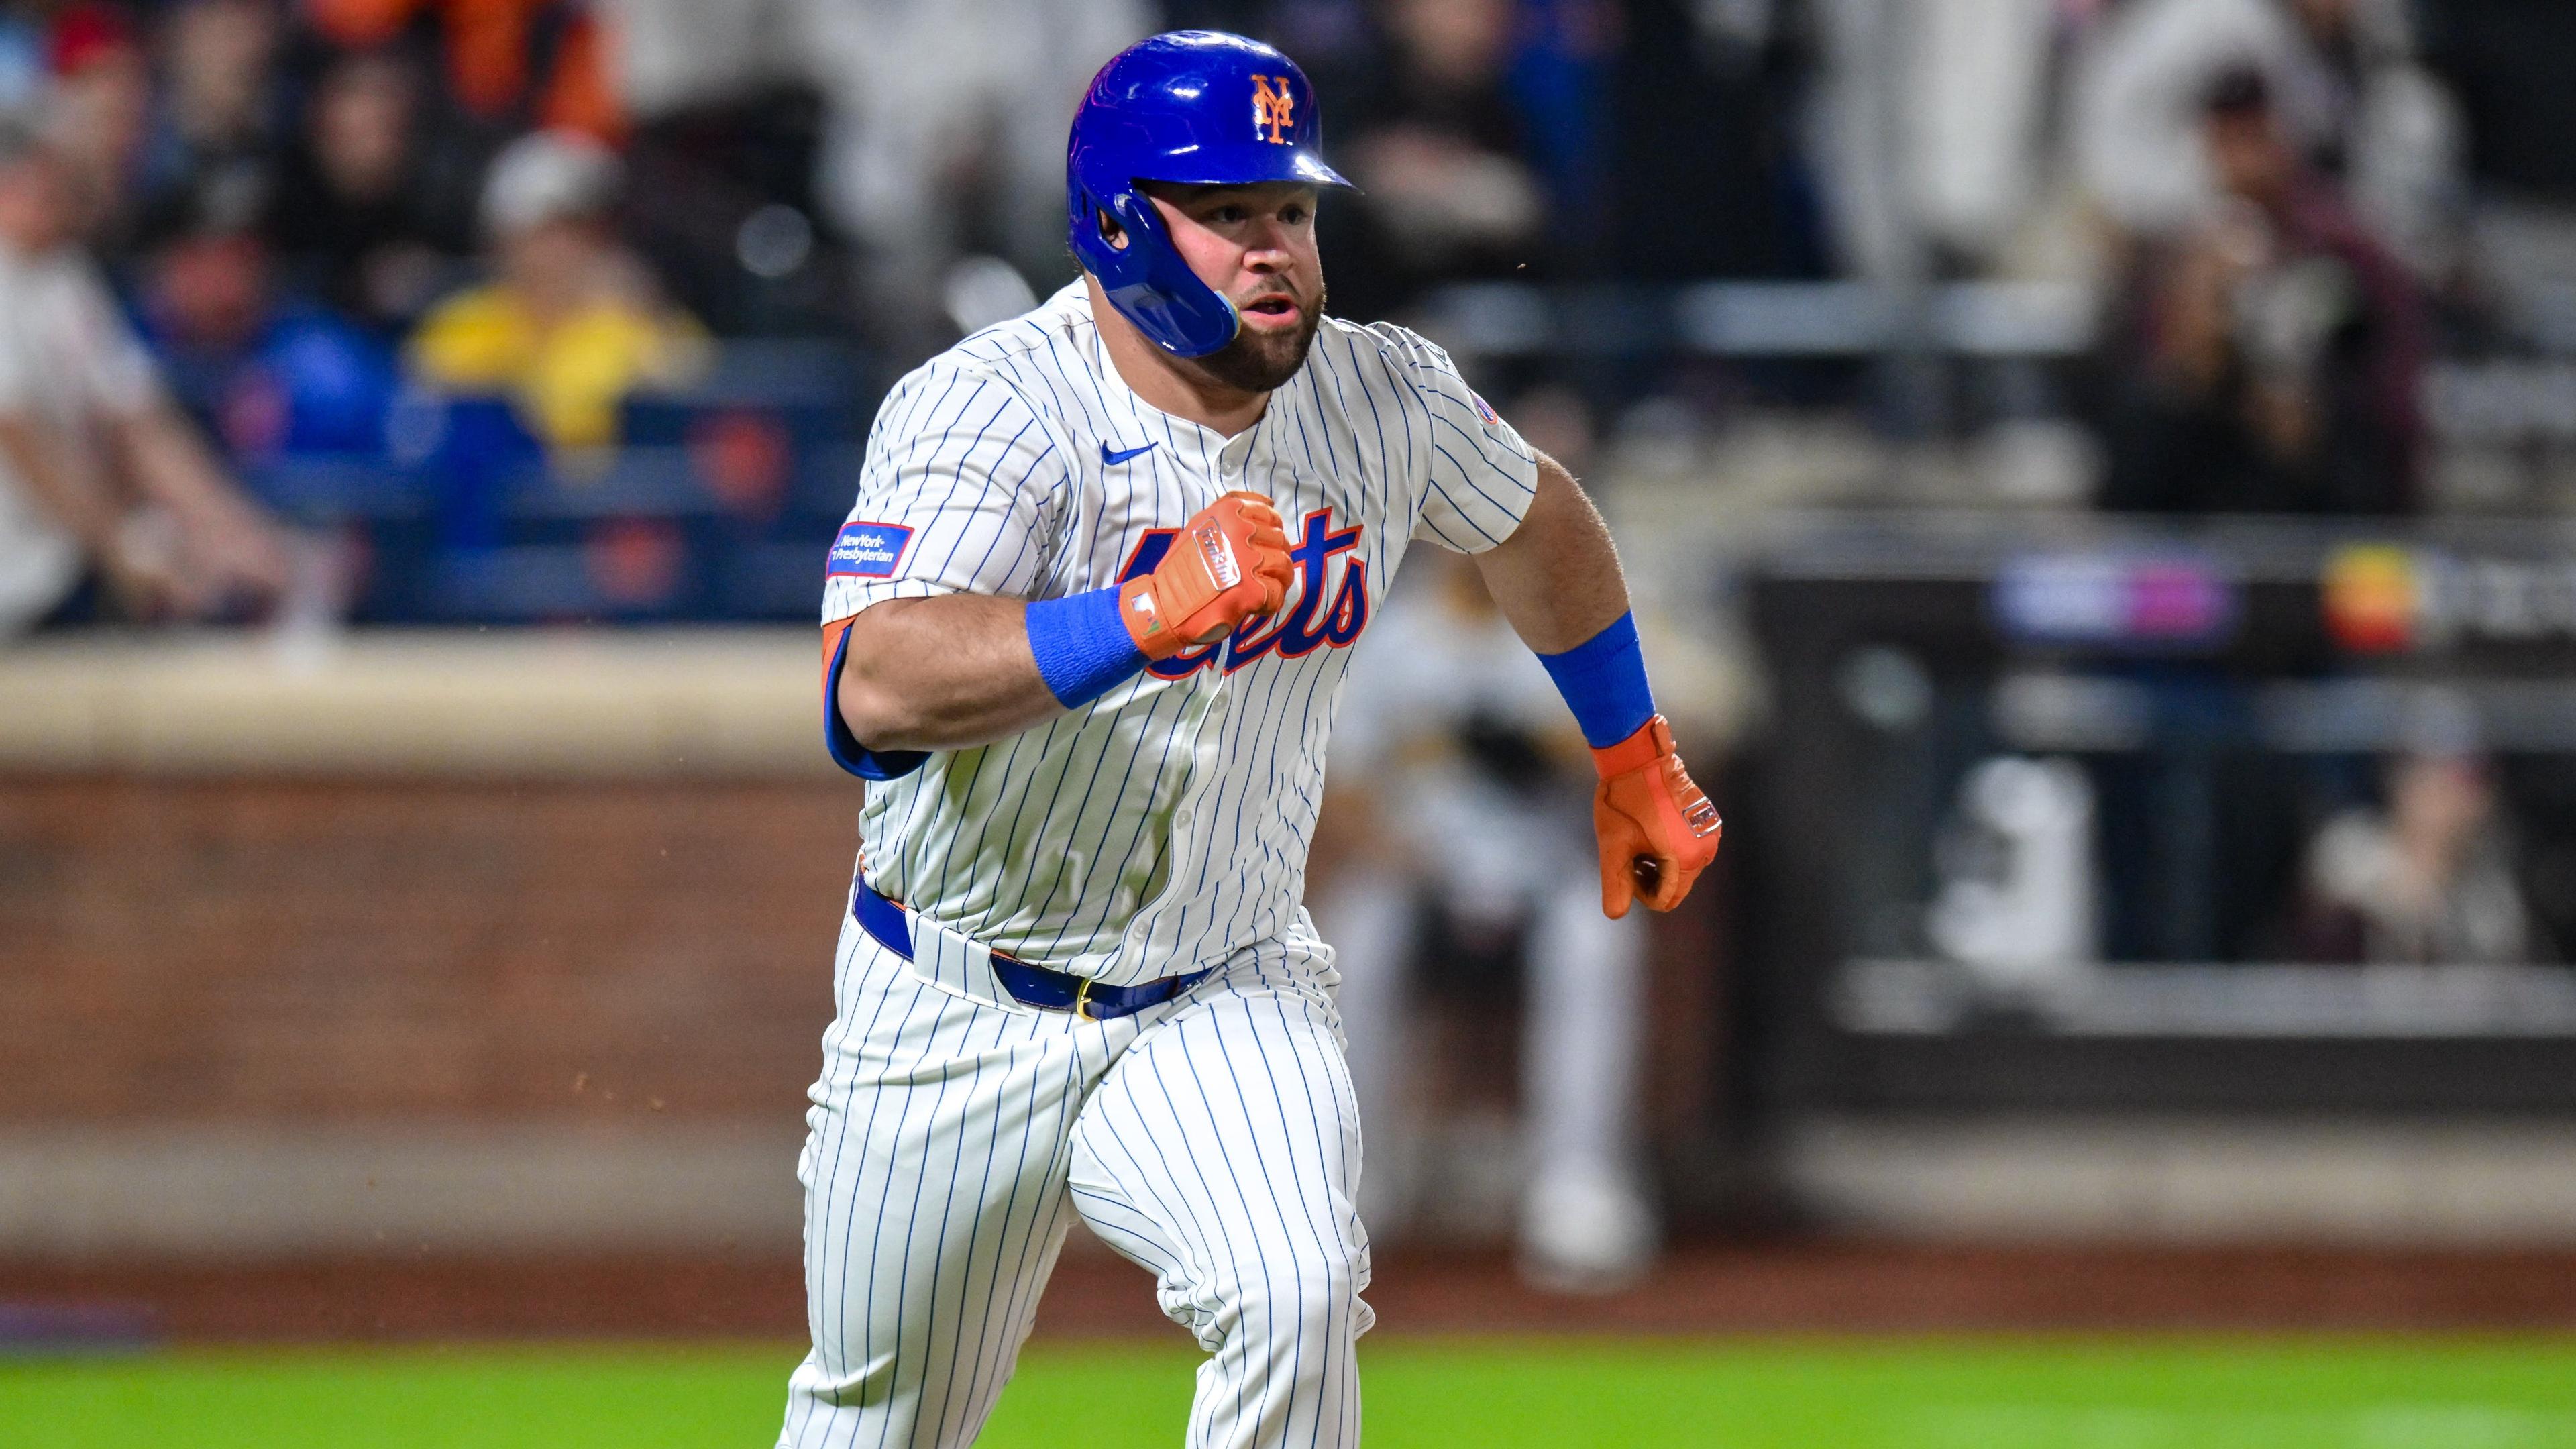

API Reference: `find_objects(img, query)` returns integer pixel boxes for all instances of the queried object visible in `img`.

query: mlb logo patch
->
[827,521,913,578]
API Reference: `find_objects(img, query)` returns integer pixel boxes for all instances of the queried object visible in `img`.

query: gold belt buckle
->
[1073,977,1099,1022]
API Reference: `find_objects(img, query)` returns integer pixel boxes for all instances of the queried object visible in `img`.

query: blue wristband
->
[1536,611,1656,749]
[1026,586,1149,709]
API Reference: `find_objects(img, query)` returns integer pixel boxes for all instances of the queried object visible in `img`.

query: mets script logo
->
[1118,507,1366,678]
[1250,75,1295,144]
[826,521,914,579]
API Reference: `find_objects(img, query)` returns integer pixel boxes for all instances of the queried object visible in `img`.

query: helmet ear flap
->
[1066,183,1126,255]
[1079,185,1240,359]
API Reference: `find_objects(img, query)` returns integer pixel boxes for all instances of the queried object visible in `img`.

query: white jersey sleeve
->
[1373,325,1540,554]
[819,360,1068,626]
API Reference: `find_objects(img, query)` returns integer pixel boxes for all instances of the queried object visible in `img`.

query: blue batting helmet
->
[1067,30,1350,358]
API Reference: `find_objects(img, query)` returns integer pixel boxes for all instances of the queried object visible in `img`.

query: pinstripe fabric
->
[780,915,1368,1449]
[818,284,1538,987]
[1067,958,1370,1448]
[788,284,1533,1446]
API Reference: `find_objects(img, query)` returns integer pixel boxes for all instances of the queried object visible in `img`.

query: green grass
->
[8,1337,2576,1447]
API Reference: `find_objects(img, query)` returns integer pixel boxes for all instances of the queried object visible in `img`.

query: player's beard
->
[1189,280,1326,394]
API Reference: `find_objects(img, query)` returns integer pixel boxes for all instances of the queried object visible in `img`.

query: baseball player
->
[784,30,1720,1449]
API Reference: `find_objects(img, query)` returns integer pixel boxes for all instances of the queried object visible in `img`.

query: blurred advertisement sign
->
[2322,544,2420,652]
[1991,552,2238,649]
[2324,544,2576,655]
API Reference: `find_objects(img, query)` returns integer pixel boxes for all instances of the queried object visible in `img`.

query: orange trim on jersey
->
[822,613,859,700]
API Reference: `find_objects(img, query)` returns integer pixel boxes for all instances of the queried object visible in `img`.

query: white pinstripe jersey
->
[821,282,1537,985]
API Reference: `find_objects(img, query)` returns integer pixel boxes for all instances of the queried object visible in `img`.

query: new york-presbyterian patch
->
[826,521,914,578]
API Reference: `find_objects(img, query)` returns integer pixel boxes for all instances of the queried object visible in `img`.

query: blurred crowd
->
[0,0,717,633]
[0,0,2561,635]
[0,0,2567,1274]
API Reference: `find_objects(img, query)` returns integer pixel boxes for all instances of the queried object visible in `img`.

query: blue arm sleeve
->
[1025,586,1149,710]
[1535,610,1656,749]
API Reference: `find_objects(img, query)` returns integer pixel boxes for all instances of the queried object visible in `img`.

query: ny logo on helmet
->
[1250,74,1295,144]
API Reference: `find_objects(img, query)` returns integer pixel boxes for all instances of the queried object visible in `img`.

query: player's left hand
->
[1589,714,1721,918]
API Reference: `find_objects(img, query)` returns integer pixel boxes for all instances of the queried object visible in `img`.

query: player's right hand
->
[1119,491,1294,660]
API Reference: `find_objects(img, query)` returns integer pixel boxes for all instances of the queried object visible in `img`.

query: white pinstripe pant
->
[777,916,1374,1449]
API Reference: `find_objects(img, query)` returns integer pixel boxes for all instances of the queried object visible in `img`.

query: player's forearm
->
[1477,454,1719,914]
[834,594,1068,752]
[832,493,1293,757]
[1473,453,1629,653]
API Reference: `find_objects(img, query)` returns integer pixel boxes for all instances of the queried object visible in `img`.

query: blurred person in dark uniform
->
[2098,66,2426,515]
[263,48,475,331]
[0,118,294,633]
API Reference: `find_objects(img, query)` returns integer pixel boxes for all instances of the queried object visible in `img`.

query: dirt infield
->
[9,1241,2576,1344]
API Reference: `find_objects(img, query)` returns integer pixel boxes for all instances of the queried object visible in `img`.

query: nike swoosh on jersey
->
[1101,441,1159,466]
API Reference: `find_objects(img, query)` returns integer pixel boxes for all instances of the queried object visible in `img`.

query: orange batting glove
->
[1591,714,1723,918]
[1120,491,1294,660]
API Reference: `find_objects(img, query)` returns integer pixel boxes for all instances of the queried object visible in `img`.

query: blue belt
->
[851,879,1208,1022]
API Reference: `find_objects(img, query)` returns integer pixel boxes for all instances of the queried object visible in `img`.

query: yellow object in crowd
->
[409,286,708,453]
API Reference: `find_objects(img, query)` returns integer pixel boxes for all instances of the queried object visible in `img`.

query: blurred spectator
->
[2296,747,2541,965]
[2096,66,2426,515]
[794,0,1147,357]
[1805,0,2070,282]
[301,0,621,142]
[591,2,849,335]
[406,128,704,455]
[138,191,399,468]
[1607,0,1819,284]
[2070,0,2464,280]
[132,0,286,248]
[588,0,1146,354]
[1317,553,1657,1288]
[263,48,474,331]
[42,2,152,246]
[1328,0,1549,314]
[0,117,293,633]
